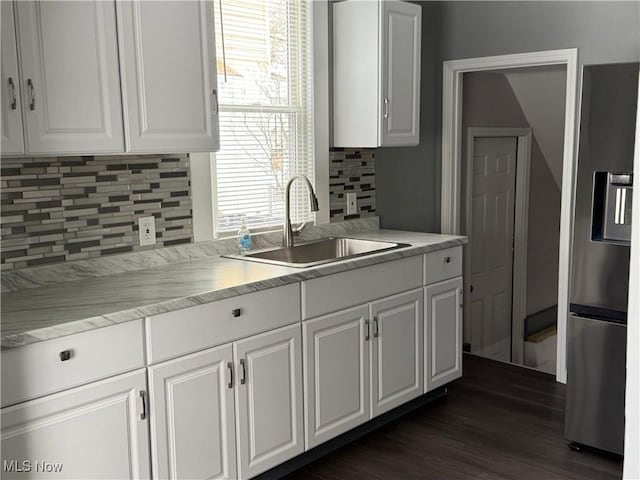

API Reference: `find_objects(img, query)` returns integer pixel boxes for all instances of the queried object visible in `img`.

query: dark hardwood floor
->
[284,354,623,480]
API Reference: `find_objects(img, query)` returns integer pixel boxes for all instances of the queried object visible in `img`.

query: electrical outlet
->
[346,193,358,215]
[138,216,156,246]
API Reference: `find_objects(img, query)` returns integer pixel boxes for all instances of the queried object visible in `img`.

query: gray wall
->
[376,0,640,232]
[375,2,441,232]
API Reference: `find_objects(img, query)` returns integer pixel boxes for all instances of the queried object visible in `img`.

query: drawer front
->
[302,256,422,320]
[1,320,144,407]
[424,246,462,285]
[146,283,301,364]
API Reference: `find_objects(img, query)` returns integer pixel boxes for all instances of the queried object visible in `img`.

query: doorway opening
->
[462,67,567,374]
[441,50,578,382]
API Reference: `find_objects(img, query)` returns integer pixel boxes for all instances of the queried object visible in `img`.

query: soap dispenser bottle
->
[237,218,252,254]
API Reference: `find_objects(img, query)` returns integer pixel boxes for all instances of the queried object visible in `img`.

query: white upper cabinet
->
[15,0,125,155]
[117,0,220,153]
[333,0,421,148]
[380,1,421,146]
[1,2,25,156]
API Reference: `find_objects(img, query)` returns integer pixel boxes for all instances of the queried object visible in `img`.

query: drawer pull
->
[240,358,247,385]
[231,308,242,317]
[444,256,451,264]
[227,362,234,389]
[59,350,73,362]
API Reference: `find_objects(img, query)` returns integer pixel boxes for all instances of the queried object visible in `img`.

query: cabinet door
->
[15,1,124,155]
[234,324,303,479]
[302,305,370,450]
[1,369,150,479]
[1,1,25,156]
[370,289,423,417]
[117,0,219,153]
[380,1,421,146]
[425,277,463,391]
[149,344,236,480]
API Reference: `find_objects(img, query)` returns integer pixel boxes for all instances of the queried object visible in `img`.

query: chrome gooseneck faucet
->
[283,174,319,248]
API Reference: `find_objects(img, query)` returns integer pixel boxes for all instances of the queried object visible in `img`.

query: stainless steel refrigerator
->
[565,62,638,455]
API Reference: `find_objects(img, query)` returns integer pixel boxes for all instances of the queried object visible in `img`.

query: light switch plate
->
[346,193,357,215]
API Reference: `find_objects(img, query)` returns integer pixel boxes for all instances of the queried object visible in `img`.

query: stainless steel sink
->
[223,237,410,268]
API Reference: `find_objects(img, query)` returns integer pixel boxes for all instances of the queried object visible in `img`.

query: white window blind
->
[213,0,314,235]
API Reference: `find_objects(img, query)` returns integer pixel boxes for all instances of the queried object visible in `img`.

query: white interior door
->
[469,136,517,362]
[149,344,236,480]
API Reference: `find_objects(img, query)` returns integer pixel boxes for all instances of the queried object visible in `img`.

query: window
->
[213,0,314,235]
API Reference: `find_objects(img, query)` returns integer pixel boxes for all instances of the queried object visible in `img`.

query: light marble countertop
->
[1,229,466,349]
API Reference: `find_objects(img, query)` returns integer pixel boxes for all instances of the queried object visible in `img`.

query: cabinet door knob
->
[59,350,72,361]
[231,308,242,317]
[383,98,389,119]
[364,319,370,341]
[444,256,451,263]
[373,317,380,338]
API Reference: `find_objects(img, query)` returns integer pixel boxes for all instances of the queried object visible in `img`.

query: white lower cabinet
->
[303,289,424,450]
[303,305,371,449]
[148,324,303,480]
[0,252,464,480]
[1,369,150,479]
[371,289,424,416]
[234,324,304,479]
[425,277,463,391]
[148,344,237,480]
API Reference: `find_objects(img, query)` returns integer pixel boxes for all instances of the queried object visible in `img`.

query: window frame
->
[191,0,329,242]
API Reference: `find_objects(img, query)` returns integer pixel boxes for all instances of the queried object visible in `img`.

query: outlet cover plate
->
[139,216,156,246]
[346,193,357,215]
